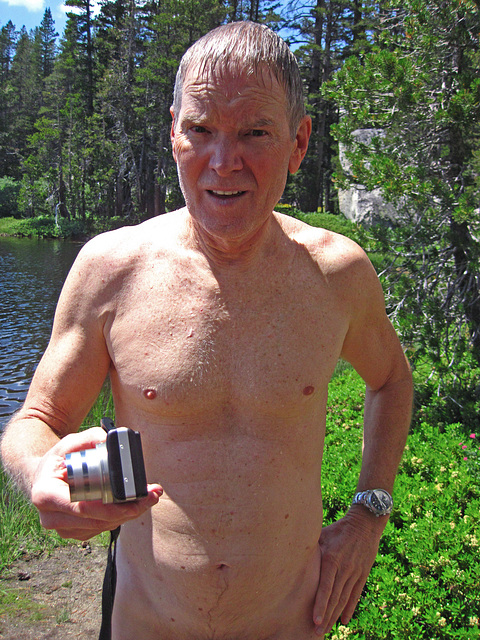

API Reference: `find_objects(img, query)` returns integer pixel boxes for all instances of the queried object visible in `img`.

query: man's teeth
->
[211,190,243,196]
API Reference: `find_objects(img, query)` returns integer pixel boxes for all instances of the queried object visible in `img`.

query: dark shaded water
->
[0,237,83,429]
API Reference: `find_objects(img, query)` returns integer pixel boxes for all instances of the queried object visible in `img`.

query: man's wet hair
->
[172,21,306,138]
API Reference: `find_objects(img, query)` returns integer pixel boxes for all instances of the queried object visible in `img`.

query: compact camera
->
[65,417,148,504]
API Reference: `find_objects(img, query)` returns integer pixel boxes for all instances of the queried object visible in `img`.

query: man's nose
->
[208,137,243,175]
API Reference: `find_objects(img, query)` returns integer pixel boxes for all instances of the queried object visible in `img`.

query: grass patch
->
[0,382,114,575]
[0,217,28,236]
[0,214,138,240]
[55,606,72,624]
[0,586,48,623]
[0,469,69,576]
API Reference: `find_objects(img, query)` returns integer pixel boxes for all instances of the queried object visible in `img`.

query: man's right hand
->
[31,427,163,541]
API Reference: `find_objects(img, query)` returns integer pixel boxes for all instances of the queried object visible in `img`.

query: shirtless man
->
[1,21,413,640]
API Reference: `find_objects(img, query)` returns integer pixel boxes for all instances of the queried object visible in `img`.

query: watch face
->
[370,489,392,513]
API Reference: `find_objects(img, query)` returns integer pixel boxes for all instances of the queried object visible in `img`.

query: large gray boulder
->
[338,129,398,226]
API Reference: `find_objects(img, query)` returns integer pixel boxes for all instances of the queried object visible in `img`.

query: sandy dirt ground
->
[0,542,106,639]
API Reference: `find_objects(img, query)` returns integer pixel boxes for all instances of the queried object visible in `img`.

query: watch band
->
[352,489,393,516]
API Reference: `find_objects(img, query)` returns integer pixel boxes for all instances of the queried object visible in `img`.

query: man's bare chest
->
[105,261,348,420]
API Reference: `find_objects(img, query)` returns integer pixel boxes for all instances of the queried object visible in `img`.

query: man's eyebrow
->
[180,113,208,125]
[178,114,277,129]
[248,118,276,128]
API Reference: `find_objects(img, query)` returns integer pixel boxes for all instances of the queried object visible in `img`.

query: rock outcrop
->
[338,129,398,226]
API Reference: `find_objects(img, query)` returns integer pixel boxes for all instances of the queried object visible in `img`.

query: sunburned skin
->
[83,208,356,640]
[0,45,412,640]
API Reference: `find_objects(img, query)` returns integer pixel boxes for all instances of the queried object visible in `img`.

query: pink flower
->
[464,457,468,461]
[470,434,476,439]
[462,445,467,449]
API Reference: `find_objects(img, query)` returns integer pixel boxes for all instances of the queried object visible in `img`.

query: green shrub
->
[275,206,385,270]
[324,366,480,639]
[277,206,366,242]
[0,177,20,217]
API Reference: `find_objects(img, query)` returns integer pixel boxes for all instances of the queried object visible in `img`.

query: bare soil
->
[0,542,106,639]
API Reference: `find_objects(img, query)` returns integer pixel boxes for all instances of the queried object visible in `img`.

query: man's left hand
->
[312,509,386,636]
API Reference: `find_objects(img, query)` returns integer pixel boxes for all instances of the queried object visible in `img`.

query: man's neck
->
[184,210,280,271]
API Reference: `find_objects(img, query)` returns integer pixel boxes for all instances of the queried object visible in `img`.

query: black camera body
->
[66,417,148,504]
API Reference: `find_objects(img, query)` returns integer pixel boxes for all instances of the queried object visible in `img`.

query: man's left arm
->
[313,243,413,637]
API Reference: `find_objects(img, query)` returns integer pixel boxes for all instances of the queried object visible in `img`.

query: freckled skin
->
[1,54,412,640]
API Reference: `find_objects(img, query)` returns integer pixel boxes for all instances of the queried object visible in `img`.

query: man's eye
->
[191,125,208,134]
[250,129,267,137]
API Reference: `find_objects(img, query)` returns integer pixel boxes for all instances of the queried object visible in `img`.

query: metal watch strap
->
[352,489,393,516]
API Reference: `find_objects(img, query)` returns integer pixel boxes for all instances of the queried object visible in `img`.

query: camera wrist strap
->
[98,525,121,640]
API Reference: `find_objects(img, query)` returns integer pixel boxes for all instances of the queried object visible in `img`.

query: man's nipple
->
[303,385,315,396]
[144,388,157,400]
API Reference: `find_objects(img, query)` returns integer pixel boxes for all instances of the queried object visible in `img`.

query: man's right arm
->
[1,235,161,539]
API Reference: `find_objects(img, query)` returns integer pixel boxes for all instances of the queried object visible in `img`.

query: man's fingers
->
[313,540,366,635]
[341,578,365,625]
[39,486,162,539]
[71,488,160,519]
[313,549,338,629]
[320,573,359,634]
[51,427,107,456]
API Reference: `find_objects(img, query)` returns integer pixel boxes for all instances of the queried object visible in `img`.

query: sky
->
[1,1,294,47]
[1,0,68,37]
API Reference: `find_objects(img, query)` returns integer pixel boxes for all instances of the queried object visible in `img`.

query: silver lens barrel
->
[65,442,114,504]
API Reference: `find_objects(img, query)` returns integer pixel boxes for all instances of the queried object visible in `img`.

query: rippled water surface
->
[0,238,83,429]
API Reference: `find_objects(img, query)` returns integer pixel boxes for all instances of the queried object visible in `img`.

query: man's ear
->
[288,115,312,175]
[170,106,177,163]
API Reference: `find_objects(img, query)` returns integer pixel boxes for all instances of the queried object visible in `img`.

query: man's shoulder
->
[275,212,368,274]
[79,210,186,267]
[62,211,188,300]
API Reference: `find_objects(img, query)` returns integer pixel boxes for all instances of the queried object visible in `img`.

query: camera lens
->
[66,442,114,503]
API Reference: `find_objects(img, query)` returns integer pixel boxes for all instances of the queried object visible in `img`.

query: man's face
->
[170,66,309,246]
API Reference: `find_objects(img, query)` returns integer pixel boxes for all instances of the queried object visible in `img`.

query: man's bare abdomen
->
[107,423,325,640]
[111,489,323,640]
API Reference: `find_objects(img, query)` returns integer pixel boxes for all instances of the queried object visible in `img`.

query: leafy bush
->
[325,366,480,639]
[277,205,367,244]
[0,177,20,217]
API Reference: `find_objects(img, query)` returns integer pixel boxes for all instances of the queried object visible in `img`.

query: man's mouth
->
[208,190,246,197]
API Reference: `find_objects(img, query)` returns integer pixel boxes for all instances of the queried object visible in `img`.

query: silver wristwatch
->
[352,489,393,517]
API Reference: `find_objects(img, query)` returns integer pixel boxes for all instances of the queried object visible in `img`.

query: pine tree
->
[65,0,95,114]
[0,21,18,176]
[7,27,43,180]
[327,0,480,424]
[39,8,58,78]
[283,0,380,212]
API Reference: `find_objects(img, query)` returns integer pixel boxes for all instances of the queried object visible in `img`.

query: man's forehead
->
[183,61,283,97]
[179,65,287,114]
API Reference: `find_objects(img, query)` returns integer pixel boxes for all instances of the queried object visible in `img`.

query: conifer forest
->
[1,0,480,426]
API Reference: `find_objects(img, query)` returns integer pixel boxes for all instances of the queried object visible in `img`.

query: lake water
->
[0,237,83,430]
